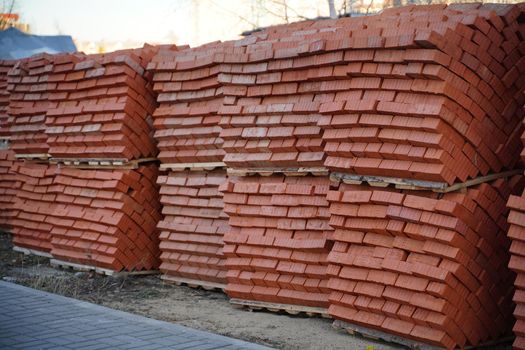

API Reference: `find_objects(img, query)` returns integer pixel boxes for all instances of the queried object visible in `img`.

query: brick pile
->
[221,175,333,308]
[9,162,55,254]
[149,43,229,164]
[508,193,525,350]
[326,177,525,349]
[49,165,161,271]
[149,43,233,287]
[157,170,229,285]
[6,53,54,155]
[5,48,163,272]
[318,4,525,184]
[0,60,16,230]
[45,47,159,160]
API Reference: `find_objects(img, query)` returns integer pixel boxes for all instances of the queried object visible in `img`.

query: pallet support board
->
[332,319,440,350]
[330,169,524,193]
[227,167,329,177]
[161,275,225,291]
[229,298,330,318]
[13,246,53,259]
[50,258,159,277]
[333,320,513,350]
[160,162,226,171]
[50,157,158,169]
[14,153,51,161]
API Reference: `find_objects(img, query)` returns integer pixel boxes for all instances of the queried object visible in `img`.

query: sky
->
[14,0,332,51]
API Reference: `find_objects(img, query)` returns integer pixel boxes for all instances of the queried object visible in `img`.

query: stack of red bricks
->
[506,60,525,350]
[9,162,55,254]
[45,47,158,160]
[221,175,333,307]
[149,43,233,287]
[5,48,163,272]
[6,53,53,155]
[43,47,162,271]
[508,191,525,350]
[0,60,16,231]
[327,176,524,349]
[4,54,56,253]
[317,4,525,184]
[49,165,161,271]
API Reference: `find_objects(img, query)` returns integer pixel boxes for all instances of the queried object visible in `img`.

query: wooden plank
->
[227,167,329,177]
[49,157,158,169]
[332,319,440,350]
[230,298,330,318]
[161,275,225,292]
[331,169,524,193]
[49,258,159,277]
[14,153,51,161]
[13,246,53,259]
[160,162,226,171]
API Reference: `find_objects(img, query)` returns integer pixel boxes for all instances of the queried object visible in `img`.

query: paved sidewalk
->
[0,281,272,350]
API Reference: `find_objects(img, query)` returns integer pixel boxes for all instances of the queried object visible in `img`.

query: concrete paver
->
[0,281,273,350]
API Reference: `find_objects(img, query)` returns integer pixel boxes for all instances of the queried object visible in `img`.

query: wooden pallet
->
[160,162,226,172]
[228,167,329,177]
[49,258,159,277]
[161,275,225,292]
[333,320,513,350]
[13,246,53,259]
[333,319,439,350]
[50,157,158,169]
[14,153,51,161]
[230,298,330,318]
[330,169,524,193]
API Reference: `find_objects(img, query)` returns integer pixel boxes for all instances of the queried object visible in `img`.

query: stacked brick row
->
[9,162,55,254]
[49,165,161,271]
[45,47,159,160]
[214,4,525,184]
[157,170,228,285]
[149,44,233,287]
[221,175,333,307]
[0,60,16,231]
[6,53,53,155]
[508,193,525,350]
[5,48,163,272]
[318,4,525,184]
[327,177,524,349]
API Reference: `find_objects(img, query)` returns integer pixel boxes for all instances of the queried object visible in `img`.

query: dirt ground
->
[0,232,404,350]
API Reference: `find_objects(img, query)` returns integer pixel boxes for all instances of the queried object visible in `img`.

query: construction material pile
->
[49,165,161,271]
[9,162,55,254]
[5,48,162,272]
[45,47,158,160]
[0,60,16,230]
[222,175,333,307]
[149,43,233,287]
[327,177,524,349]
[6,54,53,156]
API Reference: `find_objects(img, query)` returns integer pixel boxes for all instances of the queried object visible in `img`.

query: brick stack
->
[5,54,56,253]
[149,43,232,287]
[221,175,334,308]
[156,170,229,286]
[9,162,55,255]
[149,43,228,164]
[42,47,163,272]
[508,193,525,350]
[48,165,161,271]
[6,53,53,156]
[0,60,16,230]
[317,4,525,184]
[45,48,158,160]
[327,176,524,349]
